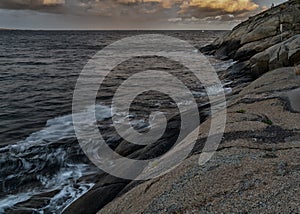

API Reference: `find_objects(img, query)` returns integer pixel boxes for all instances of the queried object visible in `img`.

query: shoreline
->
[1,0,300,212]
[93,0,300,213]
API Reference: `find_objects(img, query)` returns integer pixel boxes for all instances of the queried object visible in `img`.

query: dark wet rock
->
[114,141,145,157]
[62,110,197,213]
[227,61,251,77]
[62,174,130,214]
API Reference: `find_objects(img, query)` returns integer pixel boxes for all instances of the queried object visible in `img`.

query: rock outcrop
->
[95,1,300,213]
[63,2,300,213]
[201,0,300,78]
[250,35,300,76]
[98,67,300,214]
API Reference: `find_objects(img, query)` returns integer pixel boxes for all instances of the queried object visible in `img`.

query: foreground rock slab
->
[98,68,300,213]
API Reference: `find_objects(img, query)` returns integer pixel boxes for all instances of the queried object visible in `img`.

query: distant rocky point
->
[0,28,19,31]
[201,0,300,78]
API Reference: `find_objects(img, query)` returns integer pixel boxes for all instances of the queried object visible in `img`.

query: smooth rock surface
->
[250,35,300,77]
[286,88,300,112]
[98,68,300,214]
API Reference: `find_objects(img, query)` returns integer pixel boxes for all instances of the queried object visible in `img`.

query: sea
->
[0,30,233,213]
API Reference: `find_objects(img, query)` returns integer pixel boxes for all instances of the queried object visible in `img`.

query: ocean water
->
[0,30,231,213]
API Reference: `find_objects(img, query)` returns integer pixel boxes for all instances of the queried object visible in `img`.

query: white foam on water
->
[0,165,95,214]
[192,82,233,98]
[39,183,95,214]
[0,194,32,213]
[207,84,232,96]
[206,56,235,70]
[0,104,112,153]
[0,104,111,213]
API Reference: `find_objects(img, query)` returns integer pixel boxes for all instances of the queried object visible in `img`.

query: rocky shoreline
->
[98,66,300,213]
[65,1,300,213]
[201,0,300,78]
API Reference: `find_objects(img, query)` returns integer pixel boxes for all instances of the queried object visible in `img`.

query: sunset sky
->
[0,0,286,30]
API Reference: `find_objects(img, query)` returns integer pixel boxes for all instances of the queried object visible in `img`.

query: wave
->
[0,104,111,213]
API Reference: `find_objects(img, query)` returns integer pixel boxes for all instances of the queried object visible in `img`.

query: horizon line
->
[0,28,230,31]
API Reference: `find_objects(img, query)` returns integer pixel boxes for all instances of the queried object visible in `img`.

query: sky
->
[0,0,287,30]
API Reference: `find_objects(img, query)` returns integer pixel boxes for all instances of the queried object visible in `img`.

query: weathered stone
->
[250,35,300,77]
[97,68,300,214]
[200,0,300,77]
[250,51,270,77]
[234,32,291,61]
[240,16,280,45]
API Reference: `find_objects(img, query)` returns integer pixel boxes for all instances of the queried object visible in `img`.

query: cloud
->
[180,0,258,13]
[168,14,240,26]
[0,0,262,29]
[168,17,182,22]
[43,0,65,5]
[205,14,236,21]
[0,0,259,14]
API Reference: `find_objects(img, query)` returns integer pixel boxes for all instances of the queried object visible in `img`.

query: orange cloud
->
[0,0,260,21]
[116,0,258,13]
[117,0,173,7]
[181,0,259,13]
[43,0,65,5]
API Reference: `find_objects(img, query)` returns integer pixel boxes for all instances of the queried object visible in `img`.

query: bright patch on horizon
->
[43,0,65,5]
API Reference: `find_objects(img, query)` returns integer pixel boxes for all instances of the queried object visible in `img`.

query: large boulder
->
[240,15,280,45]
[234,32,291,61]
[250,35,300,77]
